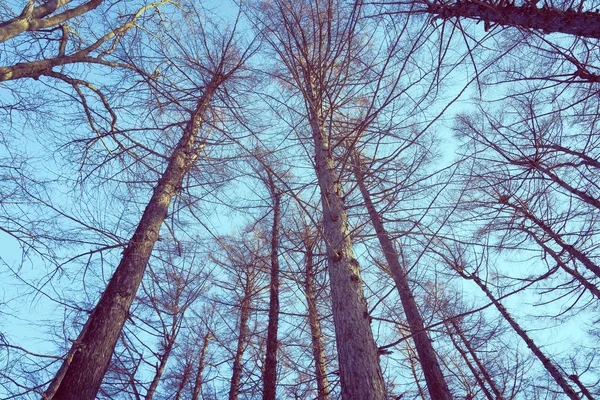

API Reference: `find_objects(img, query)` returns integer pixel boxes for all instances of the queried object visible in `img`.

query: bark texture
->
[354,161,452,400]
[47,77,221,400]
[427,1,600,40]
[308,106,386,400]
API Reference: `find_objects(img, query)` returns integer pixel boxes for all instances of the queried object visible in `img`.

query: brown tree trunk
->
[145,319,178,400]
[445,321,495,400]
[229,289,252,400]
[426,1,600,40]
[191,332,211,400]
[304,238,331,400]
[353,161,452,400]
[449,319,503,399]
[46,76,222,400]
[263,179,281,400]
[308,105,386,399]
[470,275,581,400]
[508,200,600,279]
[174,362,192,400]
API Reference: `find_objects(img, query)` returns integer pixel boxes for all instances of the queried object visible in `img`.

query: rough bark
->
[229,287,252,400]
[304,239,331,400]
[353,161,452,400]
[308,105,386,400]
[191,332,211,400]
[263,180,281,400]
[470,275,581,400]
[46,76,222,400]
[425,1,600,40]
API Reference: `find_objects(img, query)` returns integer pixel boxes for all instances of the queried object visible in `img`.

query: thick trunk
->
[426,1,600,40]
[471,276,581,400]
[191,332,211,400]
[449,320,503,399]
[304,241,331,400]
[308,109,386,400]
[229,292,252,400]
[263,187,281,400]
[354,162,452,400]
[46,77,220,400]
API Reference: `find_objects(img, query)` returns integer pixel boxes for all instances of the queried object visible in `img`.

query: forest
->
[0,0,599,398]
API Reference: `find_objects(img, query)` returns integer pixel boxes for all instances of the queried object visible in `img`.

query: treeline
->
[0,0,598,399]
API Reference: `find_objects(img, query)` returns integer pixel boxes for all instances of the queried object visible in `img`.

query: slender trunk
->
[263,186,281,400]
[445,321,495,400]
[509,200,600,279]
[471,276,581,400]
[405,339,426,400]
[528,230,600,300]
[174,362,192,400]
[145,320,178,400]
[191,332,211,400]
[353,161,452,400]
[307,105,386,399]
[426,1,600,40]
[449,319,503,399]
[229,290,252,400]
[520,161,600,211]
[46,76,221,400]
[304,240,331,400]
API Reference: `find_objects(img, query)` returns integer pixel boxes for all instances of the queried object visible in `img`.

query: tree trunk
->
[426,1,600,40]
[445,321,495,400]
[449,319,503,399]
[229,290,252,400]
[263,182,281,400]
[174,362,192,400]
[471,275,581,400]
[353,161,452,400]
[145,320,178,400]
[307,105,386,399]
[46,76,222,400]
[191,332,211,400]
[304,238,331,400]
[509,200,600,279]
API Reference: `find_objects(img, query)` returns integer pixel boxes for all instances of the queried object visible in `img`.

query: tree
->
[250,1,389,397]
[352,152,452,400]
[44,8,251,398]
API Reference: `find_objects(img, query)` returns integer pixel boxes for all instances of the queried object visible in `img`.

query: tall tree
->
[352,152,452,400]
[44,10,250,398]
[251,1,388,397]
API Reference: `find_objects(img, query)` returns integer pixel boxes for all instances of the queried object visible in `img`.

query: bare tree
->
[250,1,389,397]
[44,9,252,398]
